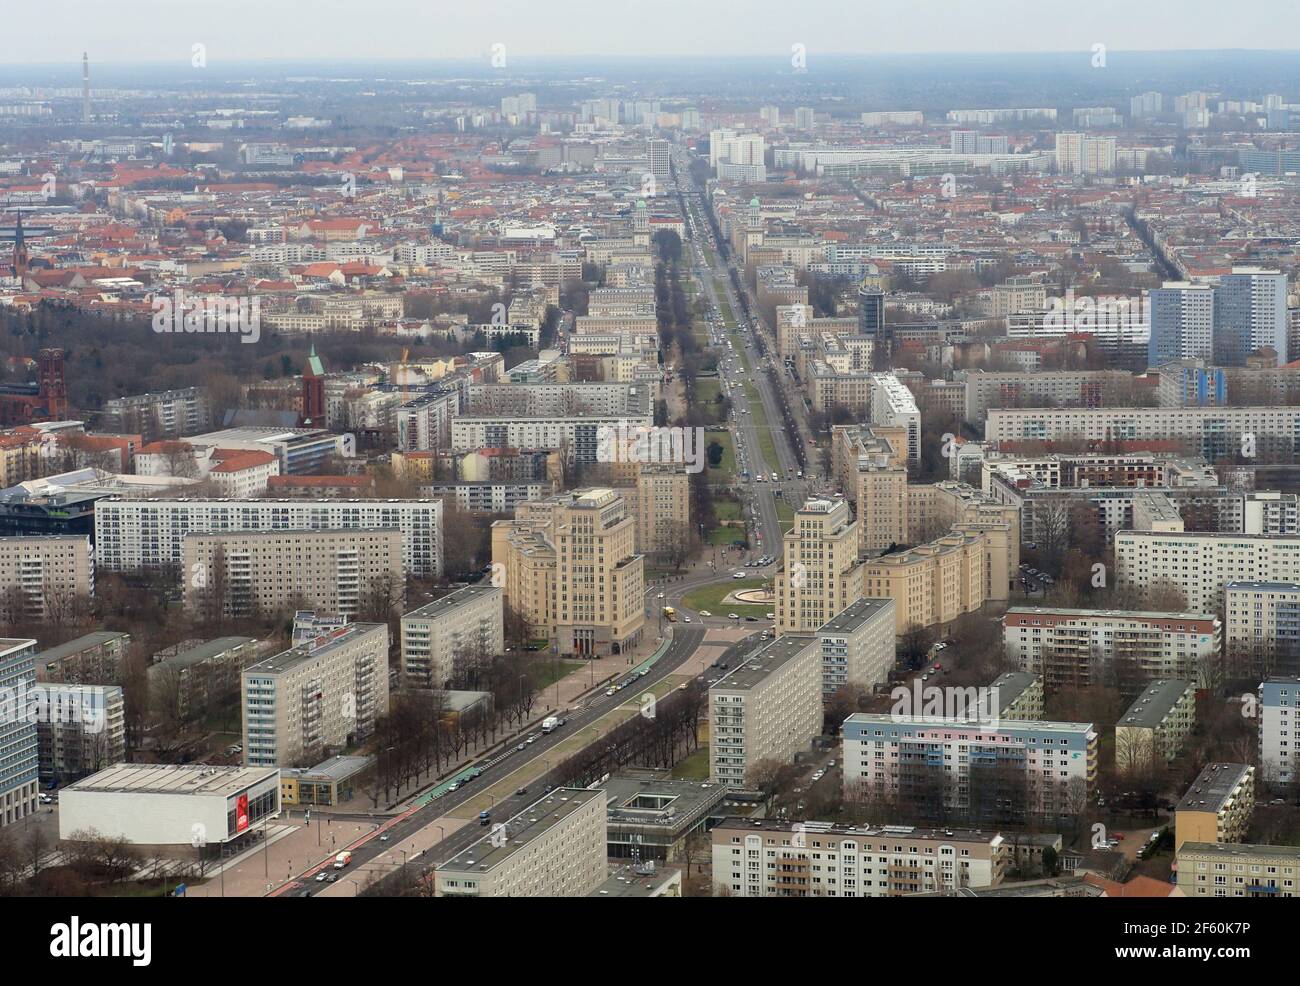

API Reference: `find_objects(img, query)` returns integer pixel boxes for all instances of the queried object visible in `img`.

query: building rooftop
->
[988,671,1040,712]
[65,763,278,797]
[244,622,386,678]
[403,583,501,621]
[817,598,894,636]
[156,636,257,669]
[34,631,129,664]
[710,635,817,692]
[1177,763,1253,814]
[1179,841,1300,861]
[1119,679,1194,729]
[437,788,602,874]
[712,817,1006,846]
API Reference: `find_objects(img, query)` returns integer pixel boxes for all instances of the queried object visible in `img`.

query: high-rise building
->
[709,635,822,786]
[1149,282,1215,365]
[0,638,38,828]
[435,788,607,897]
[1258,677,1300,786]
[775,499,865,635]
[35,683,125,784]
[240,622,390,767]
[400,585,504,689]
[1226,582,1300,678]
[1214,268,1287,366]
[491,488,645,656]
[0,535,94,621]
[646,138,670,181]
[181,529,404,619]
[816,597,895,696]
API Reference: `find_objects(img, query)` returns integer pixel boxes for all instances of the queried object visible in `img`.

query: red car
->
[1114,833,1125,840]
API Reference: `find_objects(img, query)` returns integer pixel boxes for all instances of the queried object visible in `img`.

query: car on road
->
[379,834,389,842]
[699,610,712,617]
[728,613,739,620]
[447,782,460,792]
[516,786,528,795]
[683,615,691,623]
[732,571,746,579]
[606,687,617,696]
[516,743,526,752]
[657,592,665,599]
[316,871,329,882]
[766,612,775,619]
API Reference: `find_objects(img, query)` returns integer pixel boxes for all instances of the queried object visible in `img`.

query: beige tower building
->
[622,463,691,557]
[491,488,645,656]
[775,499,866,636]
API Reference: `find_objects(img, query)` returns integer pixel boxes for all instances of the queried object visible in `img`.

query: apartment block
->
[862,526,1004,634]
[182,529,404,619]
[240,622,390,768]
[435,788,607,897]
[869,373,921,461]
[1174,763,1255,851]
[0,638,38,828]
[35,683,125,783]
[775,499,866,635]
[817,597,896,696]
[94,497,442,578]
[843,713,1098,819]
[712,818,1010,897]
[148,636,261,724]
[985,406,1300,462]
[33,631,130,684]
[1225,582,1300,678]
[1114,679,1197,774]
[400,585,504,689]
[101,387,209,441]
[625,463,691,557]
[1002,607,1221,691]
[710,635,822,786]
[0,535,94,620]
[959,368,1134,427]
[1177,842,1300,898]
[1258,677,1300,787]
[987,671,1044,721]
[1115,530,1300,615]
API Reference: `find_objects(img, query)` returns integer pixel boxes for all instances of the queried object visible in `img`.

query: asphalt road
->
[285,625,707,895]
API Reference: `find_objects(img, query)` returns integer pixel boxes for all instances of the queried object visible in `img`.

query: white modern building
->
[94,497,443,578]
[58,763,281,846]
[817,597,895,696]
[400,585,504,689]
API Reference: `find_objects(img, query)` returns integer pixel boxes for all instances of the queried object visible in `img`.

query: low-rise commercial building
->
[58,763,281,846]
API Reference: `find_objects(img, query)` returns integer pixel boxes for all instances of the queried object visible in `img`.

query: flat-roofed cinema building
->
[1175,762,1256,851]
[710,635,822,786]
[400,584,504,689]
[240,622,390,768]
[435,788,607,897]
[1176,841,1300,898]
[712,818,1010,897]
[817,597,895,696]
[58,763,281,846]
[1114,679,1196,774]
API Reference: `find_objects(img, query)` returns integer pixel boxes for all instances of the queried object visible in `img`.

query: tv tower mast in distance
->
[82,52,91,125]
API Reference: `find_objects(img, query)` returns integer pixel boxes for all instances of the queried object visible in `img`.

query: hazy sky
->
[3,0,1298,64]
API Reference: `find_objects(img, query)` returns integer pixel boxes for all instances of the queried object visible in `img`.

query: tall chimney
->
[82,52,91,125]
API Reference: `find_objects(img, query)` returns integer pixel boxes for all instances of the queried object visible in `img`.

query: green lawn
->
[743,381,779,470]
[527,657,585,690]
[672,746,710,780]
[776,498,795,531]
[682,577,773,618]
[714,496,742,521]
[707,430,735,482]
